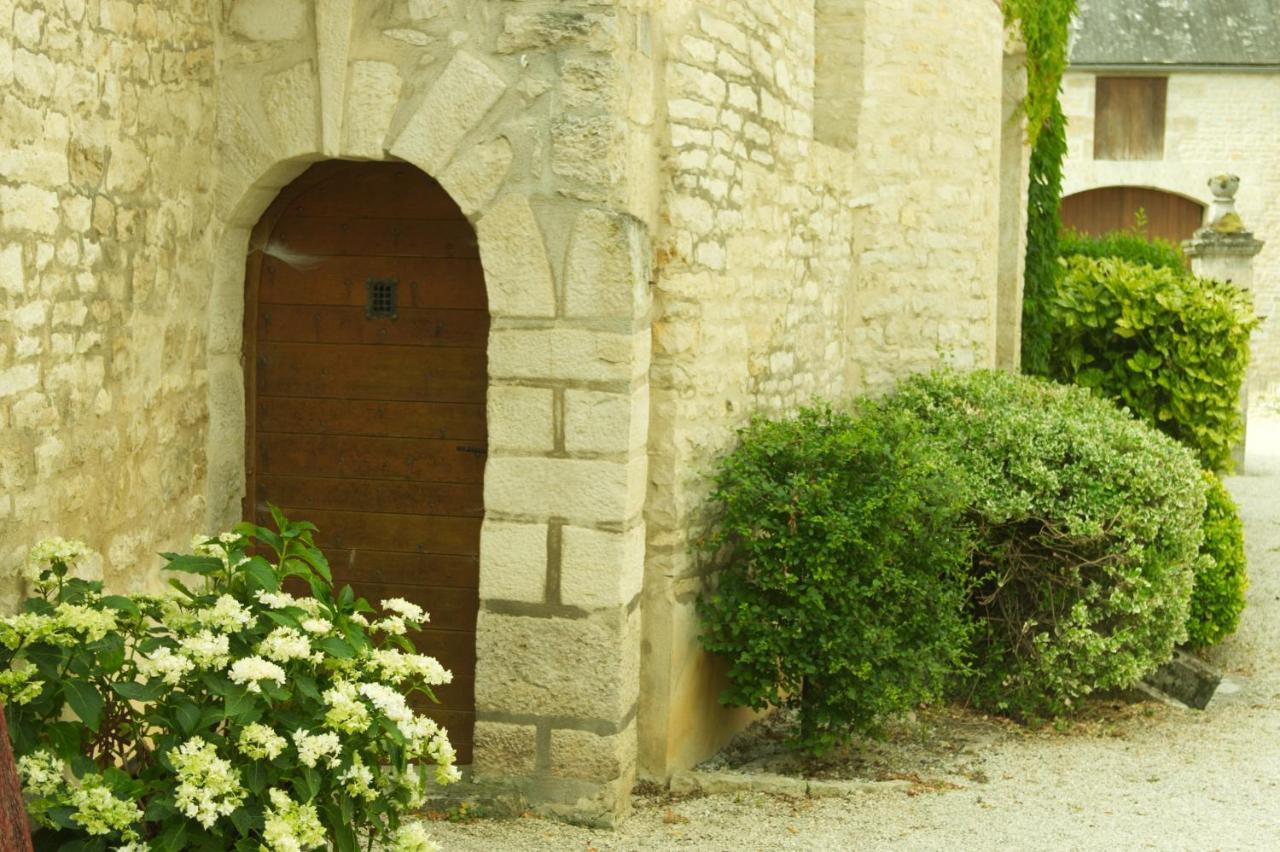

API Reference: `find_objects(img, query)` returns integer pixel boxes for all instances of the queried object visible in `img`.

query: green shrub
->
[1059,227,1186,273]
[1047,256,1259,471]
[1186,471,1248,648]
[876,370,1206,717]
[696,405,974,753]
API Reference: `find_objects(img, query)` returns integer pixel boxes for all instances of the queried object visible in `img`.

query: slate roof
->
[1069,0,1280,67]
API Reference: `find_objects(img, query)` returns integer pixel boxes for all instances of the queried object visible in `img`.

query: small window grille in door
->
[365,278,398,319]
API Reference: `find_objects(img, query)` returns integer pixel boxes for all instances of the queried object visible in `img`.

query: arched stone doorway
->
[204,38,652,821]
[1061,185,1205,246]
[242,161,486,762]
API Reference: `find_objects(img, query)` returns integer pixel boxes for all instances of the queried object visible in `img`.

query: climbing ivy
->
[1003,0,1078,146]
[1004,0,1076,375]
[1019,99,1066,376]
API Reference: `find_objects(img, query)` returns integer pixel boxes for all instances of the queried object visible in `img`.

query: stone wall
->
[639,0,1007,780]
[1,0,1016,823]
[1061,70,1280,397]
[204,0,658,826]
[0,0,217,609]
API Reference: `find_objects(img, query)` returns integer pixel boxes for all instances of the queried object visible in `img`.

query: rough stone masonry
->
[0,0,1024,824]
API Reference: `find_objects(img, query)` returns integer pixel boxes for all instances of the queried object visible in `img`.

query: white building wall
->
[1061,69,1280,395]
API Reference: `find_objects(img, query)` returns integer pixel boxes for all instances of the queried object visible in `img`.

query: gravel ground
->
[433,415,1280,851]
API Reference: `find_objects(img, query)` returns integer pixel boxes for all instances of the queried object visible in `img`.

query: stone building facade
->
[1061,0,1280,396]
[0,0,1021,823]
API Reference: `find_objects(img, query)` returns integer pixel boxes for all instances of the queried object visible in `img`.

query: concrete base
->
[1143,650,1224,710]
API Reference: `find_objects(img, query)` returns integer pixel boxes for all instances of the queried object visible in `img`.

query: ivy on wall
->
[1003,0,1077,375]
[1002,0,1078,147]
[1020,100,1066,376]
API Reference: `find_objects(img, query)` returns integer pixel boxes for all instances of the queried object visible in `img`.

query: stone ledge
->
[669,769,913,798]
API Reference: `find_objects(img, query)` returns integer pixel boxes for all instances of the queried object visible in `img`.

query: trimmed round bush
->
[1186,471,1248,648]
[697,405,973,754]
[876,370,1206,717]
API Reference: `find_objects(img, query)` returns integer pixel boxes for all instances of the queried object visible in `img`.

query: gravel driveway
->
[433,416,1280,851]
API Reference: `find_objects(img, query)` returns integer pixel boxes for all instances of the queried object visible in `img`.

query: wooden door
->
[1061,186,1204,247]
[243,161,486,762]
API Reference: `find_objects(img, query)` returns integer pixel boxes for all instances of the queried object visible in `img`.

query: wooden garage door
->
[243,161,485,763]
[1061,186,1204,248]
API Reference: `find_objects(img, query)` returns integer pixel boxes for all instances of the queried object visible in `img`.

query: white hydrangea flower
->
[255,590,300,610]
[135,646,195,685]
[357,682,414,731]
[371,616,407,636]
[69,777,143,837]
[171,737,246,829]
[178,630,231,670]
[54,604,117,643]
[379,597,427,624]
[17,750,65,798]
[263,788,326,852]
[348,612,370,628]
[390,766,429,810]
[321,681,371,734]
[340,754,377,802]
[158,597,199,635]
[194,594,255,633]
[429,741,461,785]
[291,729,341,769]
[390,820,441,852]
[191,532,247,571]
[299,617,332,636]
[371,649,452,686]
[238,723,288,761]
[227,655,286,694]
[0,661,44,705]
[257,627,312,664]
[24,537,93,583]
[114,842,150,852]
[0,612,57,649]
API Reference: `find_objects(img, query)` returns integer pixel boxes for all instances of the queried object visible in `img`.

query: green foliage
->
[1186,471,1248,649]
[2,511,454,851]
[1020,98,1067,377]
[1047,255,1259,471]
[1002,0,1078,145]
[1006,0,1076,374]
[697,405,974,754]
[1060,225,1186,274]
[877,370,1206,718]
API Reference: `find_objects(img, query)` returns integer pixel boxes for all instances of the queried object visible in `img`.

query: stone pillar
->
[1183,174,1265,471]
[996,30,1031,372]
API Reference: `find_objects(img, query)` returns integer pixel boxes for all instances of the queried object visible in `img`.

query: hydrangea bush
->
[0,509,455,851]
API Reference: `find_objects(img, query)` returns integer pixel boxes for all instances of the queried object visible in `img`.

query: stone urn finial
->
[1206,174,1244,233]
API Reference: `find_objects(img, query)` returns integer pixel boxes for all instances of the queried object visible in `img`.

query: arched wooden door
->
[243,161,485,762]
[1061,186,1204,246]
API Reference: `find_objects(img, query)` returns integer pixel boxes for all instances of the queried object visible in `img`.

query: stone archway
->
[202,30,650,822]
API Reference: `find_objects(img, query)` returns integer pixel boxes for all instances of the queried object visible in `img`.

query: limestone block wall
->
[1061,70,1280,396]
[639,0,1007,779]
[204,0,658,825]
[849,0,1004,391]
[0,0,217,608]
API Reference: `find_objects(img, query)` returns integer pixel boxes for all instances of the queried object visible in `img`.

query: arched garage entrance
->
[1061,185,1205,246]
[242,161,485,762]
